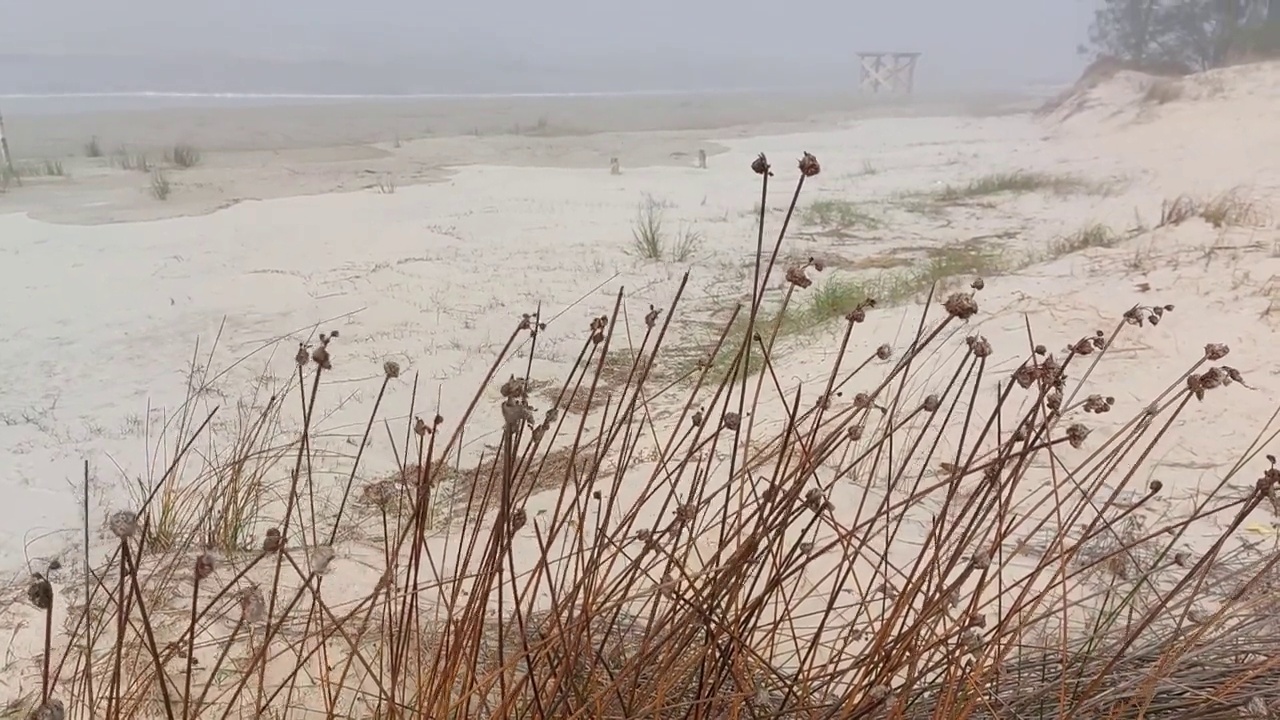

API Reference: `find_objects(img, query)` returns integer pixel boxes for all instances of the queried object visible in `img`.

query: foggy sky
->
[2,0,1095,92]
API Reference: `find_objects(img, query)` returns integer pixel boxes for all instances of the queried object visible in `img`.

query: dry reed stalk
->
[9,152,1280,720]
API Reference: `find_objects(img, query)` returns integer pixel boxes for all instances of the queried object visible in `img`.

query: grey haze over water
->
[1,0,1093,100]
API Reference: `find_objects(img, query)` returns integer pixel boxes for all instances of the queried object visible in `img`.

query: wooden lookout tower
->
[856,52,921,95]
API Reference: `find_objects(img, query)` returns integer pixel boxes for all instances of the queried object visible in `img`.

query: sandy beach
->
[2,64,1280,716]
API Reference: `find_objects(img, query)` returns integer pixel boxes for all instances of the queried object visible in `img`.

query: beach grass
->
[928,170,1102,203]
[801,198,881,232]
[167,143,202,169]
[630,194,701,262]
[8,151,1280,720]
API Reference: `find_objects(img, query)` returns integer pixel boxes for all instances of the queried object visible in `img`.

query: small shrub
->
[168,143,201,168]
[376,175,397,194]
[1200,191,1263,228]
[150,169,171,200]
[670,226,703,263]
[631,194,668,260]
[1143,78,1183,105]
[1159,191,1263,229]
[113,150,151,172]
[85,136,103,158]
[1047,223,1121,256]
[1159,195,1199,226]
[9,159,65,178]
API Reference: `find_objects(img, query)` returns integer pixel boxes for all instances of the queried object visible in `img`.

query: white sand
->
[2,64,1280,709]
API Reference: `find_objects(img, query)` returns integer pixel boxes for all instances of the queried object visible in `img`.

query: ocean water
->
[0,88,766,116]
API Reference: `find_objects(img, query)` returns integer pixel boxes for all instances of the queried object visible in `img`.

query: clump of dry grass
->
[149,169,171,201]
[7,151,1280,720]
[112,149,151,173]
[630,194,701,261]
[1160,190,1267,229]
[1143,77,1184,104]
[167,143,201,169]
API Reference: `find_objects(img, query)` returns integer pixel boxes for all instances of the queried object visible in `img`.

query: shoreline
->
[0,89,1042,226]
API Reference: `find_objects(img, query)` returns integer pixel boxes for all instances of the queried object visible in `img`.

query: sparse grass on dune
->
[1159,190,1267,229]
[8,152,1280,720]
[631,194,701,262]
[150,169,171,201]
[688,241,1008,383]
[1,159,66,188]
[929,171,1103,204]
[801,198,881,233]
[166,143,201,169]
[113,150,152,173]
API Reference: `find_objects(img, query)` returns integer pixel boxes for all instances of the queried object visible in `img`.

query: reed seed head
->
[798,152,821,177]
[195,552,215,582]
[922,395,941,413]
[751,152,772,176]
[383,360,401,379]
[845,299,874,324]
[1065,423,1091,449]
[25,698,64,720]
[1149,479,1163,493]
[971,278,985,290]
[239,586,266,624]
[500,374,528,399]
[310,545,336,576]
[784,264,813,289]
[876,344,892,361]
[960,627,984,654]
[27,573,53,610]
[261,528,283,553]
[517,312,546,333]
[721,412,742,431]
[311,345,331,370]
[644,304,661,329]
[1204,342,1230,360]
[502,397,535,430]
[1082,394,1114,414]
[414,416,428,437]
[108,510,139,539]
[1124,303,1174,327]
[943,292,978,320]
[295,343,309,366]
[965,335,992,358]
[803,488,831,514]
[968,550,991,570]
[510,508,527,532]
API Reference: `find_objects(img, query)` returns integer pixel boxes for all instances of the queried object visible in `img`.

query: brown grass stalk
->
[8,151,1280,720]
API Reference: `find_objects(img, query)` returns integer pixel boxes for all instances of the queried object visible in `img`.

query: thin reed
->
[8,150,1280,720]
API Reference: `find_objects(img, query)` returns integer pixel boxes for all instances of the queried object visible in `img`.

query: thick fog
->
[0,0,1093,94]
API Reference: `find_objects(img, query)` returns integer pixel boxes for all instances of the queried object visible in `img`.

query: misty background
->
[0,0,1094,96]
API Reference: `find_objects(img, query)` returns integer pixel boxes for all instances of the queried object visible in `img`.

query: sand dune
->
[1,64,1279,716]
